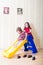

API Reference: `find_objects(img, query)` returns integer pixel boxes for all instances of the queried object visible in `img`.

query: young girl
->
[16,27,26,58]
[24,22,38,60]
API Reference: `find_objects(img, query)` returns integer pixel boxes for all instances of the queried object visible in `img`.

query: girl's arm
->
[18,37,22,41]
[25,33,27,39]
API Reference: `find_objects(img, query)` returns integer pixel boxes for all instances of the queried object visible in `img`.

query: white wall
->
[41,0,43,48]
[0,0,43,50]
[0,0,17,49]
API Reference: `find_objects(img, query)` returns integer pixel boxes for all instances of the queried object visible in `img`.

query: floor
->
[0,49,43,65]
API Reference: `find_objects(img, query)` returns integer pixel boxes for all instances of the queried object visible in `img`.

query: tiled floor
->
[0,49,43,65]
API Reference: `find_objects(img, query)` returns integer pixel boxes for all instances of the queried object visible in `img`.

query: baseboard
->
[38,48,43,51]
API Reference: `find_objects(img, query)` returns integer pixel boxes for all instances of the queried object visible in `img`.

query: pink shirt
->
[18,32,25,40]
[24,27,31,34]
[24,27,33,39]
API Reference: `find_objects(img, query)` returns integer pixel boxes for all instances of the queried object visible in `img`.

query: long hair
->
[24,22,31,29]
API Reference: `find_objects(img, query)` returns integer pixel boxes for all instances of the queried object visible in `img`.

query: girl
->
[16,27,26,58]
[24,22,38,60]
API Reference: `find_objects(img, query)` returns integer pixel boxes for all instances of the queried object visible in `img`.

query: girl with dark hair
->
[24,22,38,60]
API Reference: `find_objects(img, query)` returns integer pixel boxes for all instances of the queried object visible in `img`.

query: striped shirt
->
[18,32,25,40]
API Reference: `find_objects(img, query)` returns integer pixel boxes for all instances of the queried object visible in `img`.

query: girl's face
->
[25,23,28,28]
[17,31,22,34]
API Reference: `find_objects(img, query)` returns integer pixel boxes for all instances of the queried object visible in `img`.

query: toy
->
[3,40,27,58]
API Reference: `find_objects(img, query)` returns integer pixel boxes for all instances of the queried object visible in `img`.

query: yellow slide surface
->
[3,40,27,58]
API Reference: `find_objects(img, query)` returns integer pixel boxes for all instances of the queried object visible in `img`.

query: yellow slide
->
[3,40,27,58]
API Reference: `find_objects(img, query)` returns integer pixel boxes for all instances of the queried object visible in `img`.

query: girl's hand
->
[18,38,21,41]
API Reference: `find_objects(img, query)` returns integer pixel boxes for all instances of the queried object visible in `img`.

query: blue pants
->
[24,34,38,53]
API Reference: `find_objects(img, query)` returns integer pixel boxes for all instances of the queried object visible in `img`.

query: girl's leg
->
[23,42,32,58]
[27,34,38,60]
[27,34,38,53]
[32,53,36,60]
[24,43,29,51]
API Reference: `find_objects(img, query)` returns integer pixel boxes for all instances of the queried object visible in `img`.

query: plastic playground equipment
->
[3,39,27,58]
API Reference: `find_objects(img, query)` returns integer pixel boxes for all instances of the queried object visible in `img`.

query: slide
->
[3,40,27,58]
